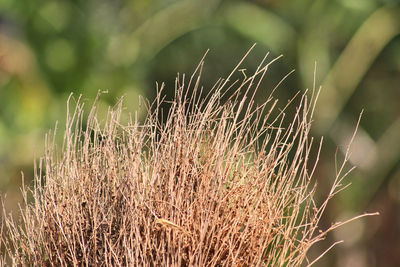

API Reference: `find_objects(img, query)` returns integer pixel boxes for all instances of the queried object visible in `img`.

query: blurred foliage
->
[1,0,400,266]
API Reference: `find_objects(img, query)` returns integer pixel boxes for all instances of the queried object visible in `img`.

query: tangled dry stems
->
[1,52,376,266]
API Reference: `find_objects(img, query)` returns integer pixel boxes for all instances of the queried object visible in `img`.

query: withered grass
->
[1,51,377,266]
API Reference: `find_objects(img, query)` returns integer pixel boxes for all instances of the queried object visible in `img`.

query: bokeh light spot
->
[107,34,139,66]
[39,2,70,31]
[45,39,76,72]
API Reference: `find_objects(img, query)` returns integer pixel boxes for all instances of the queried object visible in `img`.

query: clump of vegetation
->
[1,52,376,266]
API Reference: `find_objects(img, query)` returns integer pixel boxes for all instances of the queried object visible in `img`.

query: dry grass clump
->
[1,52,376,266]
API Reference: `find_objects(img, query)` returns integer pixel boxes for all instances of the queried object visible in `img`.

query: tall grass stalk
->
[1,51,377,266]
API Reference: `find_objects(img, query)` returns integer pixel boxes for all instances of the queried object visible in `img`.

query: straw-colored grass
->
[1,50,377,266]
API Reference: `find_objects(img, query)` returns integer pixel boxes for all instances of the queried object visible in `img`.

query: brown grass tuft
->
[1,50,377,266]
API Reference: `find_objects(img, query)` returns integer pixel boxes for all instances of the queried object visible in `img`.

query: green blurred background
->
[1,0,399,266]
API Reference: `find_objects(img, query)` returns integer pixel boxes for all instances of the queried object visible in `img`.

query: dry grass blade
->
[1,49,377,266]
